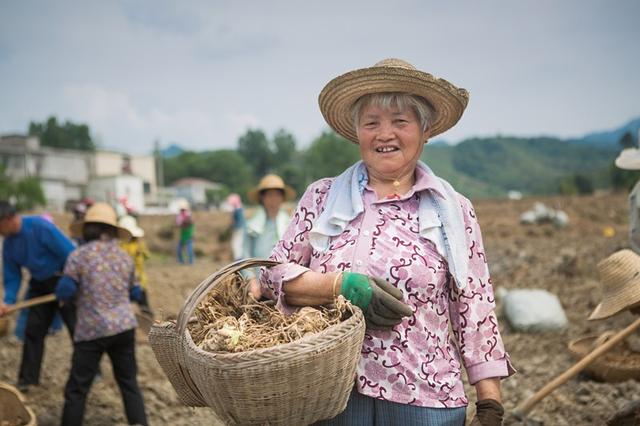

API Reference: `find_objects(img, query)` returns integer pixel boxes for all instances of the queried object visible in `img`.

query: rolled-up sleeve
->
[260,179,331,314]
[449,196,515,385]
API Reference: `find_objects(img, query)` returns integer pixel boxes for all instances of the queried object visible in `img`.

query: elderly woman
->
[260,59,514,426]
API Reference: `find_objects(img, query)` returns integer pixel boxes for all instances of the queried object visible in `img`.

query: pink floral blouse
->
[260,168,514,408]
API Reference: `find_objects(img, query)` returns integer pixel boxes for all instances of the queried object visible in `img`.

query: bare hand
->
[0,302,15,317]
[248,278,262,300]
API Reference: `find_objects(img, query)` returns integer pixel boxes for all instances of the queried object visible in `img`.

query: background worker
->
[0,200,75,392]
[119,215,152,316]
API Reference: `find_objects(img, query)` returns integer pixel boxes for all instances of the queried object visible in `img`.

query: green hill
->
[423,136,617,198]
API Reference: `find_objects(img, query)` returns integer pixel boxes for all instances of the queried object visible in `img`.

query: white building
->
[0,134,158,211]
[87,175,145,215]
[172,177,221,208]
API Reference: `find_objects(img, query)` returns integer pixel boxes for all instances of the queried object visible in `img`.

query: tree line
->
[9,116,640,208]
[163,129,361,201]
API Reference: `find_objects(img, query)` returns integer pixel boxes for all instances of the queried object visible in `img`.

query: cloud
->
[62,84,227,153]
[1,0,639,153]
[224,112,261,138]
[120,0,205,36]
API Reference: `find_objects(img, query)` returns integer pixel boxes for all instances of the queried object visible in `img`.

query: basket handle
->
[176,258,279,336]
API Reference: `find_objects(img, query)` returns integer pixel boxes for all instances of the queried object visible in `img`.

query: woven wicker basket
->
[568,334,640,383]
[149,258,366,425]
[0,381,37,426]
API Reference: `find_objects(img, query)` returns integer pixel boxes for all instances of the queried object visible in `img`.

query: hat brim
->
[126,226,145,238]
[615,155,640,170]
[248,185,296,204]
[589,296,640,320]
[70,221,132,241]
[319,66,469,144]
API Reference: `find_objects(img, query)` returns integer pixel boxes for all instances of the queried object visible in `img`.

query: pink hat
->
[226,193,243,209]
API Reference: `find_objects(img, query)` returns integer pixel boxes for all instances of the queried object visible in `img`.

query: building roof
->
[172,177,220,188]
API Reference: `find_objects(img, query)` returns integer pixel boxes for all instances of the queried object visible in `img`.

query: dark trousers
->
[19,276,75,385]
[61,329,148,426]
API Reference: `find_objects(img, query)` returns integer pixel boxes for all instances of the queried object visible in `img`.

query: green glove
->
[340,272,413,330]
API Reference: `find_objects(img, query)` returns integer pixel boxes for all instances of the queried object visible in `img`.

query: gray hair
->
[351,93,435,133]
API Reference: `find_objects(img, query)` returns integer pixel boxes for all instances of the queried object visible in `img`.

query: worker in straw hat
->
[244,174,295,299]
[259,59,513,425]
[119,215,152,316]
[56,202,148,425]
[589,249,640,320]
[0,200,76,393]
[588,249,640,425]
[615,147,640,254]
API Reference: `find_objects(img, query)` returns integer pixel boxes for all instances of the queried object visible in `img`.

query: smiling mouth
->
[376,146,399,153]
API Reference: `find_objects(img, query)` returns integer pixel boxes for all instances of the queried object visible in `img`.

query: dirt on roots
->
[0,193,638,425]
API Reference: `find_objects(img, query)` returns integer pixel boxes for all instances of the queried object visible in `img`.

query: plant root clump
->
[188,274,353,353]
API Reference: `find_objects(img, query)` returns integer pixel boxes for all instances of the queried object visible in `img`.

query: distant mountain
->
[423,136,616,198]
[160,144,185,158]
[570,117,640,149]
[427,138,449,146]
[420,116,640,198]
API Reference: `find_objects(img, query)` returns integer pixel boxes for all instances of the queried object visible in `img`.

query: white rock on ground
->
[503,289,568,332]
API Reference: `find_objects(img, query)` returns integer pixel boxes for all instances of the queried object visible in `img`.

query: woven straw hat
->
[318,58,469,144]
[589,249,640,320]
[177,199,191,211]
[248,174,296,204]
[70,202,132,240]
[118,215,145,238]
[615,148,640,170]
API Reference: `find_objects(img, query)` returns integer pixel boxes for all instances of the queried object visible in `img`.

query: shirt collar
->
[364,165,447,201]
[413,165,447,199]
[15,215,32,236]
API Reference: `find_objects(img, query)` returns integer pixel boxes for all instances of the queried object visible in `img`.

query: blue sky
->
[1,1,639,153]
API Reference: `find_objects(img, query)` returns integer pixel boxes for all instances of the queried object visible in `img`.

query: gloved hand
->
[340,272,413,330]
[470,399,504,426]
[130,284,143,302]
[55,276,78,302]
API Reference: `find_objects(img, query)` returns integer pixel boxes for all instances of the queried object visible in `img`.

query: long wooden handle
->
[513,317,640,418]
[2,294,57,316]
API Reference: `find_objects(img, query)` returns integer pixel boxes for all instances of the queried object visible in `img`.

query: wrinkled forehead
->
[358,93,414,111]
[359,103,416,116]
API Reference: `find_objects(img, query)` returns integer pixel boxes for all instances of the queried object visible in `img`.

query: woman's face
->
[356,102,428,179]
[260,189,285,213]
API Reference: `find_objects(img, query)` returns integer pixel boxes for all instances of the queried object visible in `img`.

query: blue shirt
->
[232,207,246,229]
[2,216,75,304]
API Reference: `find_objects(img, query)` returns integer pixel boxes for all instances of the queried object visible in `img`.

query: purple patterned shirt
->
[260,168,514,408]
[64,240,137,342]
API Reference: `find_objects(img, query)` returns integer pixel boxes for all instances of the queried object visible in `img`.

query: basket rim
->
[179,305,365,368]
[567,334,640,373]
[176,258,279,337]
[0,382,36,425]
